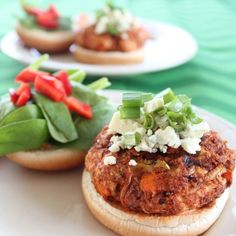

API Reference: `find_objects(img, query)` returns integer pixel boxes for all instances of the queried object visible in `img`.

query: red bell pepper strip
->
[47,5,60,18]
[9,89,19,104]
[65,96,93,119]
[55,71,72,96]
[9,83,31,106]
[15,68,49,83]
[36,12,58,29]
[16,90,31,106]
[35,75,66,102]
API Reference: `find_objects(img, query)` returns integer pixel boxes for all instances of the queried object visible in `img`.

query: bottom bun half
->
[82,170,229,236]
[7,149,86,171]
[73,45,144,65]
[16,24,75,53]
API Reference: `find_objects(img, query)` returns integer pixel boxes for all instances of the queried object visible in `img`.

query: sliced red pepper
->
[55,71,72,96]
[16,83,31,96]
[16,90,31,106]
[65,96,92,119]
[9,83,31,106]
[9,89,19,104]
[47,5,60,18]
[35,75,66,102]
[23,5,43,16]
[36,12,58,29]
[15,68,49,83]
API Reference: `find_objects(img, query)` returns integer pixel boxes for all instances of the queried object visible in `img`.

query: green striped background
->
[0,0,236,124]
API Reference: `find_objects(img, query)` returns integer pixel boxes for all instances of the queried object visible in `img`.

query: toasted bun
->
[73,44,144,64]
[7,149,86,171]
[82,170,229,236]
[16,24,75,53]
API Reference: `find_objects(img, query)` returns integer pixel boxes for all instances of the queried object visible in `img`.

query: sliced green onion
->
[119,106,140,119]
[122,93,142,107]
[182,105,203,124]
[177,95,191,106]
[29,54,49,70]
[166,98,182,112]
[154,106,167,116]
[156,88,175,104]
[142,93,154,104]
[144,113,155,129]
[189,113,203,124]
[123,132,141,146]
[87,77,111,91]
[68,70,86,83]
[167,111,187,132]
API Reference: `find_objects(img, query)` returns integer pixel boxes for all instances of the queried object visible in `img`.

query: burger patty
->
[75,25,149,52]
[85,126,236,216]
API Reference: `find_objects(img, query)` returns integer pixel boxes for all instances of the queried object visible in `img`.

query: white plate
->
[0,20,197,76]
[0,90,235,236]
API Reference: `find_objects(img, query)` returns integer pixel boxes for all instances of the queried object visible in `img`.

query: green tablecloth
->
[0,0,236,124]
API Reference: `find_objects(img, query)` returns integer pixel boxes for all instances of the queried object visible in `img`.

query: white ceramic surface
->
[0,90,235,236]
[0,20,197,76]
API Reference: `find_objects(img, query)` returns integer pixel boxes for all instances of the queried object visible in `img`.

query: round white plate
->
[0,90,235,236]
[0,20,197,76]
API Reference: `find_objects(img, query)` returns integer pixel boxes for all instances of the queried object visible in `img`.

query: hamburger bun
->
[16,23,75,53]
[82,170,229,236]
[73,44,144,65]
[7,148,86,171]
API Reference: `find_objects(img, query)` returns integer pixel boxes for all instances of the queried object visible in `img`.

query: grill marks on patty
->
[85,126,236,216]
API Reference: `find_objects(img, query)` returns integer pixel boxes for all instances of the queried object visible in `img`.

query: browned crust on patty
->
[85,126,236,216]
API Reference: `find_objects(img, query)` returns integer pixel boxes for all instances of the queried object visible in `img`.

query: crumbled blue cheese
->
[108,94,210,155]
[103,155,116,165]
[144,97,164,113]
[129,159,137,166]
[95,16,109,34]
[108,112,142,134]
[180,121,210,139]
[181,138,201,154]
[95,7,137,35]
[108,121,209,155]
[155,126,181,148]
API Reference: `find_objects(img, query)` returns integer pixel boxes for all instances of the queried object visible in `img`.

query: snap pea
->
[0,119,49,156]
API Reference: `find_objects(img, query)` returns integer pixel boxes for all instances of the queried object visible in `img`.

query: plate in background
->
[0,20,197,76]
[0,90,235,236]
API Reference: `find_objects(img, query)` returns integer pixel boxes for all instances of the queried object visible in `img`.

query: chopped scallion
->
[154,106,167,116]
[122,93,142,107]
[156,88,175,104]
[142,93,154,104]
[123,132,141,146]
[119,106,140,119]
[144,113,155,129]
[167,111,187,132]
[166,98,182,112]
[189,113,203,124]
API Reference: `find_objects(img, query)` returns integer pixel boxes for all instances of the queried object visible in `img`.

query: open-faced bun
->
[73,44,144,65]
[16,24,75,53]
[7,149,86,171]
[82,170,229,236]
